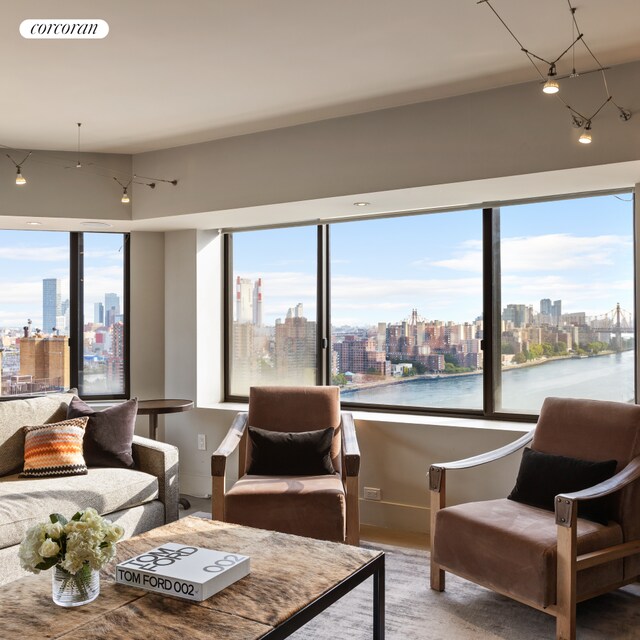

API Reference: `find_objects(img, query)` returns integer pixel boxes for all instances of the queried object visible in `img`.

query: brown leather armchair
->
[211,386,360,545]
[429,397,640,640]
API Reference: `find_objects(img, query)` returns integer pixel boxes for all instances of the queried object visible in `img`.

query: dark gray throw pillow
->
[67,396,138,468]
[507,447,617,525]
[247,426,335,476]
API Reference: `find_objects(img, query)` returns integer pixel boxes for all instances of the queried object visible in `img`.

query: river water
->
[340,350,635,413]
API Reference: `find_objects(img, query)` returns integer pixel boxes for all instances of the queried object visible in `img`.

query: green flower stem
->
[56,563,93,600]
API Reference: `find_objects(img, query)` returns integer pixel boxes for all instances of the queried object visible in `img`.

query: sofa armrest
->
[132,435,180,524]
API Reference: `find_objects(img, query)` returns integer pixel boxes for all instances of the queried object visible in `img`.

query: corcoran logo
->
[20,19,109,39]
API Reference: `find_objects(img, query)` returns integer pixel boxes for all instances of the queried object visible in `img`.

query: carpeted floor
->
[290,542,640,640]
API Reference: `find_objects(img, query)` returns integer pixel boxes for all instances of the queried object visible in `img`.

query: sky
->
[0,230,124,331]
[232,193,635,327]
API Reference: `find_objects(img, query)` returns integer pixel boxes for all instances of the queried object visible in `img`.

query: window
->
[81,233,128,396]
[227,227,319,398]
[496,194,634,414]
[0,230,129,400]
[331,211,483,411]
[224,191,635,418]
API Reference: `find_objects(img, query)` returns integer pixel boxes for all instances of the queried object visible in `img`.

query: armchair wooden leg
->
[212,476,225,521]
[429,480,446,591]
[346,475,360,546]
[556,520,577,640]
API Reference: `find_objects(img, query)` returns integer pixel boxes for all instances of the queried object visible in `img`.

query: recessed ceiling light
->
[80,221,113,228]
[353,202,370,207]
[26,221,42,226]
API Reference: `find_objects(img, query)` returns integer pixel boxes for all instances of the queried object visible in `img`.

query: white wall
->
[129,231,166,436]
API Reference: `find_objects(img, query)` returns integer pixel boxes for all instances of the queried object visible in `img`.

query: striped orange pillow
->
[21,417,89,478]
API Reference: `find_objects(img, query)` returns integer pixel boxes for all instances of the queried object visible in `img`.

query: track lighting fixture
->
[114,177,132,204]
[2,125,178,197]
[578,122,592,144]
[542,64,559,94]
[6,151,32,185]
[479,0,631,146]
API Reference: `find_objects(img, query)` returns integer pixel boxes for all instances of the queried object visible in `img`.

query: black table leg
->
[374,557,385,640]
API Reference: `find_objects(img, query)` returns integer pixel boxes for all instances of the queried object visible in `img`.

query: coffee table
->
[1,516,385,639]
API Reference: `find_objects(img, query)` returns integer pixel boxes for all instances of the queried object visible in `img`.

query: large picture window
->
[224,191,635,418]
[227,226,319,398]
[0,230,129,400]
[331,210,483,411]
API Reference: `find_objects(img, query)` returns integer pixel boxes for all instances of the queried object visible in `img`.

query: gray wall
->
[132,61,640,219]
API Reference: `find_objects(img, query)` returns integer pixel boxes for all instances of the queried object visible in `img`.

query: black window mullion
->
[483,207,501,416]
[69,233,83,393]
[122,234,131,399]
[316,225,330,386]
[223,233,233,400]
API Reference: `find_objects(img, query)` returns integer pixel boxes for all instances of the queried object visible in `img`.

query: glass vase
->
[51,563,100,607]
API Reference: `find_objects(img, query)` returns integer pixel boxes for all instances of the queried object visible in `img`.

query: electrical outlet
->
[363,487,381,501]
[197,434,207,451]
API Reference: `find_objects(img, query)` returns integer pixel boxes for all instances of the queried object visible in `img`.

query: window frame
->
[0,230,130,402]
[223,189,636,421]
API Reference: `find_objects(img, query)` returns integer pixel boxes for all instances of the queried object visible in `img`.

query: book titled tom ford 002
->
[115,543,250,601]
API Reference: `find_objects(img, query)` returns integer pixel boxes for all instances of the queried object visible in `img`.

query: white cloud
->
[0,246,68,262]
[431,234,632,273]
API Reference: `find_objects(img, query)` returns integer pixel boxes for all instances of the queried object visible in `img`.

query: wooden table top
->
[2,517,382,640]
[136,399,194,415]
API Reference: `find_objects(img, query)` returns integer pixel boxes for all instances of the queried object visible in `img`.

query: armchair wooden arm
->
[211,412,248,520]
[554,455,640,640]
[341,412,360,546]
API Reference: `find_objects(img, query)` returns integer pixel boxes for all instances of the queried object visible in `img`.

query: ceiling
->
[2,0,640,154]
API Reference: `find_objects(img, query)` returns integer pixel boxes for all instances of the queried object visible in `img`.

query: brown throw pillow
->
[21,417,89,478]
[247,426,335,476]
[67,397,138,468]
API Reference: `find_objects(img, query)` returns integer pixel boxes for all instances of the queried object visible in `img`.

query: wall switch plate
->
[197,434,207,451]
[363,487,382,501]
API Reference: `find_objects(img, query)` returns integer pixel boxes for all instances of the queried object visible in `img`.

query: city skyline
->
[0,231,124,330]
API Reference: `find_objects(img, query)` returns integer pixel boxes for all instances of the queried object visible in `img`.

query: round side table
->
[137,398,194,509]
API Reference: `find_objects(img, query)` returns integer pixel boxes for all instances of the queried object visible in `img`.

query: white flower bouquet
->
[19,508,124,604]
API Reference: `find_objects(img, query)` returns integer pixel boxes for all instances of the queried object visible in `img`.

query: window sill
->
[199,402,532,434]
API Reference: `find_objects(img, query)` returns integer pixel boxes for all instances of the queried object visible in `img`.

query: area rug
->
[290,542,640,640]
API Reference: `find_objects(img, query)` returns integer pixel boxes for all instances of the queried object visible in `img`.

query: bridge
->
[590,303,634,351]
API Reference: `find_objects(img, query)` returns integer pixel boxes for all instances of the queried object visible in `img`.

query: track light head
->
[618,107,632,122]
[121,188,130,204]
[578,121,592,144]
[15,166,26,185]
[543,78,559,94]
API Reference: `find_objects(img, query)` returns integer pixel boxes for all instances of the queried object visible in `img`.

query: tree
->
[332,373,348,386]
[512,352,527,364]
[528,343,543,359]
[501,342,515,354]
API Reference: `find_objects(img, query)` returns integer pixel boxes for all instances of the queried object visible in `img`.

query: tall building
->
[274,304,316,383]
[252,278,263,326]
[42,278,61,334]
[19,335,69,391]
[106,321,125,393]
[236,277,253,323]
[94,302,104,325]
[552,300,562,326]
[105,293,121,327]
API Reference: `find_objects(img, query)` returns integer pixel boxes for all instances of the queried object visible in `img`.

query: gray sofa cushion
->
[0,392,77,476]
[0,467,159,549]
